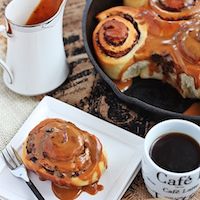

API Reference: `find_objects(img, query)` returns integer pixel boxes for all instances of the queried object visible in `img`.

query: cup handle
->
[0,25,13,84]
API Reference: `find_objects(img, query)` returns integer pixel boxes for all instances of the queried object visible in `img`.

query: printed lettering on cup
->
[163,188,180,194]
[157,172,192,186]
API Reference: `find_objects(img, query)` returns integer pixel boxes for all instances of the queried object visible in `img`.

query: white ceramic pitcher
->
[0,0,69,95]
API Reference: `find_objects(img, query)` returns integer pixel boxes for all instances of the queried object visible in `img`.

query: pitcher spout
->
[27,0,68,26]
[49,0,68,23]
[5,0,68,28]
[60,0,68,11]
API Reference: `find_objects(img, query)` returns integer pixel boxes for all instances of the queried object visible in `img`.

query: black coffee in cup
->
[150,133,200,173]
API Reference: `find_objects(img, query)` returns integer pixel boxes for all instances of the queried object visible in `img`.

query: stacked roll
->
[22,118,107,187]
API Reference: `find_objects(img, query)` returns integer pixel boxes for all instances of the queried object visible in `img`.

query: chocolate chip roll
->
[93,6,148,80]
[171,20,200,97]
[150,0,200,21]
[22,118,107,187]
[176,21,200,64]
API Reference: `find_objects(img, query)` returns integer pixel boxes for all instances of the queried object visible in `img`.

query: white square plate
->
[0,96,144,200]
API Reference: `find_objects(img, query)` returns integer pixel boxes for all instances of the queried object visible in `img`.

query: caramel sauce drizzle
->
[114,79,133,92]
[149,0,200,20]
[26,119,104,184]
[131,3,200,89]
[52,182,104,200]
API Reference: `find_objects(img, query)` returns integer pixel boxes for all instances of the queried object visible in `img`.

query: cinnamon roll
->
[22,118,107,187]
[93,6,148,80]
[122,10,200,98]
[170,20,200,97]
[92,4,200,98]
[149,0,200,21]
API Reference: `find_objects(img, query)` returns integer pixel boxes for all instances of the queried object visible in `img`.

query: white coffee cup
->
[142,119,200,200]
[0,0,69,96]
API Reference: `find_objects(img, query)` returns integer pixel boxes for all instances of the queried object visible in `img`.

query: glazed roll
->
[93,6,147,80]
[150,0,200,21]
[22,118,107,187]
[171,21,200,97]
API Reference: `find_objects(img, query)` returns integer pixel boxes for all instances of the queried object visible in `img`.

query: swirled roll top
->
[22,119,107,187]
[96,17,138,58]
[158,0,195,11]
[102,19,129,47]
[176,22,200,65]
[93,6,148,80]
[149,0,200,20]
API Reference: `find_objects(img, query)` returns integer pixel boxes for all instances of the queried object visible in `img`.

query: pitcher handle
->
[0,25,13,84]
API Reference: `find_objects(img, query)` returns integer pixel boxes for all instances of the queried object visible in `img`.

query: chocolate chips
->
[123,13,140,41]
[42,163,55,175]
[54,171,64,178]
[26,136,35,154]
[43,151,48,158]
[151,54,174,74]
[123,14,134,24]
[71,171,80,177]
[30,156,38,163]
[45,127,54,133]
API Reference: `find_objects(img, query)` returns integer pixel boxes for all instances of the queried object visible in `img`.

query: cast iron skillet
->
[82,0,200,123]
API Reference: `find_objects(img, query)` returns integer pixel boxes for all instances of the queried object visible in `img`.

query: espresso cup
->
[142,119,200,200]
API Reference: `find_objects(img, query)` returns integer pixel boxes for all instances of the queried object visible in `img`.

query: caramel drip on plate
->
[26,0,63,25]
[52,182,104,200]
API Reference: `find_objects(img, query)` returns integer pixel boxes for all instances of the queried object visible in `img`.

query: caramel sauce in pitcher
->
[26,0,63,25]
